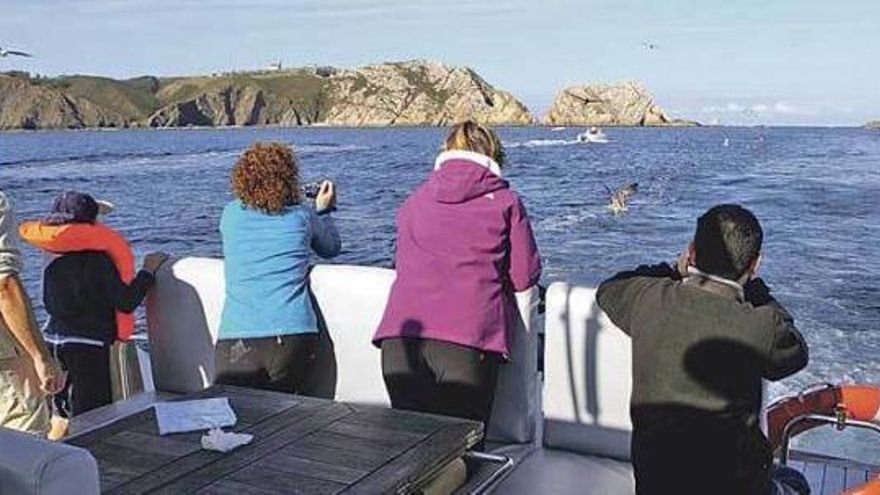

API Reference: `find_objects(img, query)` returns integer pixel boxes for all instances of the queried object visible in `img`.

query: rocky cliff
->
[147,82,271,127]
[318,62,532,126]
[0,61,534,130]
[544,81,696,126]
[0,75,124,129]
[867,120,880,129]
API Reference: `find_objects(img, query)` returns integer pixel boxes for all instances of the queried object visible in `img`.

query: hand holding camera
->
[313,180,337,213]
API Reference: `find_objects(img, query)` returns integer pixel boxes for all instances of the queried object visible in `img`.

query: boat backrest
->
[304,264,395,404]
[491,286,541,444]
[145,257,222,393]
[0,427,100,495]
[541,282,633,460]
[145,258,541,444]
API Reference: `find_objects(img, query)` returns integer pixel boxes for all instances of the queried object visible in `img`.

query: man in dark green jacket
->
[597,204,809,495]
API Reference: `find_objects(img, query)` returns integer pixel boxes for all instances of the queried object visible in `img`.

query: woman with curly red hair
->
[217,142,340,394]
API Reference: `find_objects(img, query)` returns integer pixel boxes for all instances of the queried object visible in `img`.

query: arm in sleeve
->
[745,278,809,380]
[508,197,542,291]
[0,193,22,276]
[100,257,155,313]
[0,194,52,363]
[596,262,679,336]
[0,273,52,363]
[309,209,342,259]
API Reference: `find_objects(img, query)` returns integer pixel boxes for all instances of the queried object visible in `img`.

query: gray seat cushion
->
[0,427,99,495]
[492,448,634,494]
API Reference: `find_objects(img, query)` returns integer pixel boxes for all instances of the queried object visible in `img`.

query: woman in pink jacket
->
[373,121,542,427]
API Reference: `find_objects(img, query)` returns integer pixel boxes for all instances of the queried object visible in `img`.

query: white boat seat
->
[145,258,541,445]
[542,282,633,460]
[0,427,99,495]
[145,257,222,393]
[486,282,637,493]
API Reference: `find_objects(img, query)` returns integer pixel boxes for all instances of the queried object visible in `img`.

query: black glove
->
[635,262,682,281]
[743,278,773,306]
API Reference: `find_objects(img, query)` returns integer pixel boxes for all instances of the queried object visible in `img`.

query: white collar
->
[434,150,502,178]
[687,266,745,299]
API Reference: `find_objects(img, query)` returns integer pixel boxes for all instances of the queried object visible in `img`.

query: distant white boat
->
[551,126,567,131]
[723,138,730,147]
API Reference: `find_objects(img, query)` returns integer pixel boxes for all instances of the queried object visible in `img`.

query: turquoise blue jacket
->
[219,200,341,340]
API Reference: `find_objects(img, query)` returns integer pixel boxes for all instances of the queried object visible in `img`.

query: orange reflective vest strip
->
[18,221,136,341]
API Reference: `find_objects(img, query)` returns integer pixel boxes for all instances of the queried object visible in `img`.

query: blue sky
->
[1,0,877,125]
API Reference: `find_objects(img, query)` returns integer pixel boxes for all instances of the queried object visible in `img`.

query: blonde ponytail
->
[443,120,505,167]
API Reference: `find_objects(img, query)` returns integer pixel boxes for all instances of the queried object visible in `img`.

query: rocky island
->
[544,81,697,126]
[0,61,700,130]
[867,121,880,129]
[0,61,533,130]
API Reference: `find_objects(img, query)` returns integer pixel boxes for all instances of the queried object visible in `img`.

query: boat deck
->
[788,451,879,494]
[66,390,880,494]
[66,386,484,494]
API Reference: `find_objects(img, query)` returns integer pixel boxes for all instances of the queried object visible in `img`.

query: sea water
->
[1,126,878,461]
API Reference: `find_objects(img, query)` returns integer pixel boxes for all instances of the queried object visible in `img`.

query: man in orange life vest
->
[36,192,167,437]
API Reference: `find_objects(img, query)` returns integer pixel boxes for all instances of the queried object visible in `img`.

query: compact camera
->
[302,181,324,199]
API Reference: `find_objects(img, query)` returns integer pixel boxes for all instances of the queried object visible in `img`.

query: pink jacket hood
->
[429,150,507,204]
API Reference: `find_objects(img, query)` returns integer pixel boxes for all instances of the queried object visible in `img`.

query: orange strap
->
[19,221,136,341]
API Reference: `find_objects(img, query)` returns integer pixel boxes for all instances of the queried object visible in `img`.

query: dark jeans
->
[381,337,500,427]
[214,334,318,394]
[50,342,112,418]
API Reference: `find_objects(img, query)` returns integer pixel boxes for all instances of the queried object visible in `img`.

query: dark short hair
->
[693,204,763,281]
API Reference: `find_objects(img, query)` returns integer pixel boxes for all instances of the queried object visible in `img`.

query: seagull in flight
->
[642,42,659,51]
[0,47,33,58]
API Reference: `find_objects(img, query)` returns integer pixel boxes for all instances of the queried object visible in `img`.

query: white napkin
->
[200,428,254,452]
[154,397,237,435]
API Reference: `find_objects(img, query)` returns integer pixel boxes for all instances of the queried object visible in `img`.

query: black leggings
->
[50,343,112,419]
[214,334,318,394]
[381,337,500,426]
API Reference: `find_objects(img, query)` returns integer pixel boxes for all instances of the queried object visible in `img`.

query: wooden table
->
[66,385,483,494]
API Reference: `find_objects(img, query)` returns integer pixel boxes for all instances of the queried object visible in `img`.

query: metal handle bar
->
[778,413,880,465]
